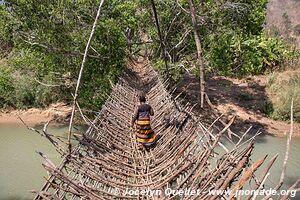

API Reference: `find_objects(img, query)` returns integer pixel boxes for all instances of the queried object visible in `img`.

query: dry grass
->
[266,69,300,121]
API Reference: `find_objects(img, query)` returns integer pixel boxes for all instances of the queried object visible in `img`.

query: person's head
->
[139,95,146,103]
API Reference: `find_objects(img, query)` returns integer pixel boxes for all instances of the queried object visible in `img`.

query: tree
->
[0,0,131,110]
[188,0,205,108]
[150,0,169,76]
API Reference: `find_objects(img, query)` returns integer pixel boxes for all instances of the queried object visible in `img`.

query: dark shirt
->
[132,103,154,125]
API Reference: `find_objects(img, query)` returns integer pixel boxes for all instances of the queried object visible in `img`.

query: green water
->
[0,126,69,200]
[217,134,300,199]
[250,135,300,189]
[0,127,299,199]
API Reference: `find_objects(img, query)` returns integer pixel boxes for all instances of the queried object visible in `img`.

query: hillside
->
[266,0,300,48]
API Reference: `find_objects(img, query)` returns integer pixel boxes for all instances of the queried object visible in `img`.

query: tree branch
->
[22,38,103,59]
[67,0,105,154]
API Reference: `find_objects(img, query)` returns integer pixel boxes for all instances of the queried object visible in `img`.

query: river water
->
[0,126,299,199]
[0,126,73,200]
[217,134,300,199]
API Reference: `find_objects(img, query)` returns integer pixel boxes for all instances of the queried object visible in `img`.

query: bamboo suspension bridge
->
[30,60,297,200]
[1,0,297,198]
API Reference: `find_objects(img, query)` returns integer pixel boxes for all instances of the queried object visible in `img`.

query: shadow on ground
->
[173,72,289,143]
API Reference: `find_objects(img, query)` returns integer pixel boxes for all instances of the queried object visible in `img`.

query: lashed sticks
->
[33,61,297,200]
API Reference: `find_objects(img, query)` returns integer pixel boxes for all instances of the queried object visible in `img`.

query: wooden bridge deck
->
[33,61,269,200]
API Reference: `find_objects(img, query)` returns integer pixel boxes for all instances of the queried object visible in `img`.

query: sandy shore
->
[0,103,72,127]
[0,101,298,137]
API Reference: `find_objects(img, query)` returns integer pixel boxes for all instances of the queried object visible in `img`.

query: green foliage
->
[0,6,11,40]
[0,0,296,114]
[262,100,274,117]
[0,5,14,56]
[153,59,187,83]
[0,58,63,109]
[0,66,14,108]
[201,0,292,76]
[12,75,37,108]
[0,0,134,110]
[233,34,288,75]
[148,0,292,78]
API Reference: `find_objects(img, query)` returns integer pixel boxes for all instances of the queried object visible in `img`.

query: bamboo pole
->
[67,0,105,154]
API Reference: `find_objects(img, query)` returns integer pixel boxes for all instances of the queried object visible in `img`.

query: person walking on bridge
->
[131,95,159,149]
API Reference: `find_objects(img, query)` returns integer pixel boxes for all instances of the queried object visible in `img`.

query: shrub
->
[0,66,14,108]
[12,75,37,108]
[152,59,190,83]
[205,33,290,76]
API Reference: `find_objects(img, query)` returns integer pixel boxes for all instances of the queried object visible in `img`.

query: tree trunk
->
[188,0,205,108]
[150,0,169,77]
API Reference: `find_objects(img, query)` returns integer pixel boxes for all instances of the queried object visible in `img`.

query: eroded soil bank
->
[176,73,300,137]
[0,103,71,127]
[1,79,299,137]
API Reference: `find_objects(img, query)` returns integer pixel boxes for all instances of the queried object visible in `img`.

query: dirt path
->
[176,73,300,137]
[0,103,71,127]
